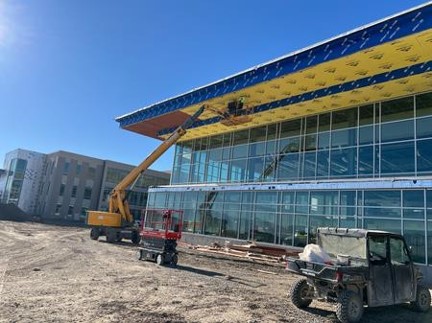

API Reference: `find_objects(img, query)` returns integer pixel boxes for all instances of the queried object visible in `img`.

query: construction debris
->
[180,240,301,266]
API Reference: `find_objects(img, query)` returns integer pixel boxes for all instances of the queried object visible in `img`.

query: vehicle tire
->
[90,228,100,240]
[106,229,117,243]
[136,249,143,261]
[171,254,178,266]
[156,254,165,266]
[336,290,364,323]
[411,285,431,312]
[290,279,313,309]
[131,231,141,245]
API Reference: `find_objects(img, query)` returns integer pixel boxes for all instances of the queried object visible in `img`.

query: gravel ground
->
[0,220,431,323]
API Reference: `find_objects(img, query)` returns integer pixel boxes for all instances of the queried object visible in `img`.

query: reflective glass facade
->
[148,91,432,265]
[172,92,432,184]
[3,158,27,204]
[149,185,432,265]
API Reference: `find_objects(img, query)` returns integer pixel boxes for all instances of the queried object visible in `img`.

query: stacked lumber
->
[179,240,301,266]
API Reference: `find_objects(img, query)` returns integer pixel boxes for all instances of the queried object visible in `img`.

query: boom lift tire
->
[131,231,140,245]
[106,228,119,243]
[90,228,100,241]
[290,279,313,309]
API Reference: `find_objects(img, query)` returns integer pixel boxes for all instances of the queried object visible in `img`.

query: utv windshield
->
[319,234,367,259]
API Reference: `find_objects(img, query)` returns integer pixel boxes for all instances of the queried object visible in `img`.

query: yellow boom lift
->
[87,106,205,244]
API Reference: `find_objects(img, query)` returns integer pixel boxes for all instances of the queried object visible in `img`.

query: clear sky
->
[0,0,428,171]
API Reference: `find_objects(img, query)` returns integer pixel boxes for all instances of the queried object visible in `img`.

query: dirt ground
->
[0,221,431,323]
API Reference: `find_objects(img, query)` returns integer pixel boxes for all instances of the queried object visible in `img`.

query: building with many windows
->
[1,149,46,215]
[114,3,432,277]
[0,149,170,221]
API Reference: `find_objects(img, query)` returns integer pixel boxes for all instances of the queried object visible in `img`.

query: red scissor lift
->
[136,209,183,266]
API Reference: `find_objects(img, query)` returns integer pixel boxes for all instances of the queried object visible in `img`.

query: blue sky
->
[0,0,428,171]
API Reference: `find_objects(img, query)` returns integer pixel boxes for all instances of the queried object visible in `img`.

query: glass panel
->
[281,192,295,213]
[239,192,253,239]
[403,221,425,263]
[305,116,317,134]
[229,159,247,182]
[381,120,414,143]
[302,151,316,179]
[222,203,240,238]
[403,209,424,219]
[340,191,356,206]
[222,133,231,147]
[267,124,278,140]
[304,134,317,151]
[294,214,308,247]
[364,207,401,218]
[200,191,223,235]
[250,126,267,143]
[280,213,294,245]
[417,117,432,139]
[232,144,248,159]
[278,153,300,181]
[280,119,301,139]
[427,190,432,208]
[331,128,357,148]
[364,190,400,207]
[428,220,432,264]
[358,146,376,177]
[364,218,401,233]
[417,139,432,173]
[248,157,264,181]
[332,108,358,130]
[416,92,432,117]
[318,132,330,149]
[381,97,414,122]
[316,150,329,178]
[209,134,224,149]
[239,212,252,240]
[248,141,265,157]
[309,216,338,244]
[318,113,331,132]
[254,193,277,243]
[330,147,357,178]
[266,139,277,155]
[233,129,249,145]
[359,125,374,145]
[403,190,424,207]
[279,137,300,153]
[359,104,374,126]
[381,141,415,175]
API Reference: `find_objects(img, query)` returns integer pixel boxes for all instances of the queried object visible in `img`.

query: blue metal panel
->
[117,4,432,129]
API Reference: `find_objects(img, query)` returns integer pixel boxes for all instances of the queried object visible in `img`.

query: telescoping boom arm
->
[108,105,205,224]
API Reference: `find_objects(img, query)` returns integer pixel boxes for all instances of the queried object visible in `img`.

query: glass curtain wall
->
[149,188,432,265]
[172,92,432,184]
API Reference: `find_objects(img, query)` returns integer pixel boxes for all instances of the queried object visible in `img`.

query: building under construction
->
[116,4,432,276]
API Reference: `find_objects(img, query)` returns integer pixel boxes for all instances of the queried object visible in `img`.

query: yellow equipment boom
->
[87,106,205,243]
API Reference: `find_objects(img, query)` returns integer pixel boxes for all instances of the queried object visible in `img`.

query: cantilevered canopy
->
[116,3,432,141]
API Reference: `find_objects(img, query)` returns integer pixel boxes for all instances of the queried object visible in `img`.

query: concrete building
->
[37,151,105,221]
[114,2,432,278]
[1,149,46,214]
[0,149,170,221]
